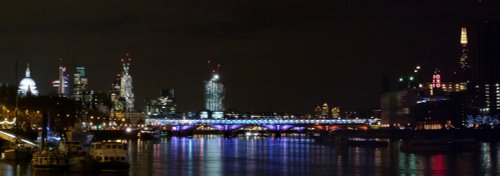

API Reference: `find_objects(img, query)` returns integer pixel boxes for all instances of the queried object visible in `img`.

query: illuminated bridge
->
[145,118,379,131]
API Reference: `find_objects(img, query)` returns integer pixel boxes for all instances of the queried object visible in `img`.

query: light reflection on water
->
[1,135,500,175]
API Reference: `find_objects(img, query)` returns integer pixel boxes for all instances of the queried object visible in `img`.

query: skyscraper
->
[459,27,470,71]
[72,66,89,101]
[204,60,224,113]
[331,106,341,119]
[321,103,329,118]
[205,74,225,112]
[120,53,135,112]
[52,62,70,97]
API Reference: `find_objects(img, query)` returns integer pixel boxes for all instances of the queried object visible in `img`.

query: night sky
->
[1,1,499,113]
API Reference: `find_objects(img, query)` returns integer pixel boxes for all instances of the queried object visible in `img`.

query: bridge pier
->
[174,129,194,137]
[223,130,237,138]
[273,130,282,138]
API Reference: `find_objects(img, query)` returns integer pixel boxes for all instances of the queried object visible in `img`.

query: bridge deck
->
[146,118,377,125]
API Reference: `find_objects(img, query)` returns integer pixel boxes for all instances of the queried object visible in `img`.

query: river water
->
[1,134,500,175]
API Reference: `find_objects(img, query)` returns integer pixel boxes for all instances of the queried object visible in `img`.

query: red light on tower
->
[207,58,222,75]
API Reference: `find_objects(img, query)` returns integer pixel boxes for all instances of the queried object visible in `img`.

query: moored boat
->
[89,140,130,172]
[59,140,84,156]
[68,156,97,173]
[2,144,34,161]
[138,127,160,140]
[31,111,68,171]
[31,150,68,171]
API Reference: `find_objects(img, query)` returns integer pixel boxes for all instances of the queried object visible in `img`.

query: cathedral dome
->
[18,63,39,97]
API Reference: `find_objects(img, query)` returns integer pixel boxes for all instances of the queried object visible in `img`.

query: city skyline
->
[1,1,500,113]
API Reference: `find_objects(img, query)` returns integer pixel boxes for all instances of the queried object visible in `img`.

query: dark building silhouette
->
[475,21,500,116]
[478,21,500,84]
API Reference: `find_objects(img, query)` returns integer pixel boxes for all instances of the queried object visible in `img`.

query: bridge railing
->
[145,118,378,125]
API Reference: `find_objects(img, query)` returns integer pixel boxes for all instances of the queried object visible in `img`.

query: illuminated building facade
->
[109,54,136,125]
[204,60,225,117]
[459,27,470,71]
[380,25,500,128]
[52,63,70,97]
[109,74,123,125]
[477,22,500,116]
[476,83,500,115]
[120,54,135,112]
[205,73,224,112]
[72,66,92,102]
[18,63,39,97]
[145,89,177,117]
[331,106,341,118]
[320,103,329,118]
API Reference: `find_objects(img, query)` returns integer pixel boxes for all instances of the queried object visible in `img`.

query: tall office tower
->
[161,89,177,114]
[110,73,123,112]
[18,63,39,97]
[120,53,135,112]
[321,103,329,118]
[459,27,470,71]
[205,74,225,112]
[72,66,89,101]
[204,60,225,112]
[52,61,70,97]
[331,106,341,118]
[452,26,472,89]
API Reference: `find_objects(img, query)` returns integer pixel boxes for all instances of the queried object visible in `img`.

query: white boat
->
[89,140,129,171]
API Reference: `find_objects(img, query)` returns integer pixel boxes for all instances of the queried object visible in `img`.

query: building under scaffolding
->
[204,60,225,119]
[120,54,135,112]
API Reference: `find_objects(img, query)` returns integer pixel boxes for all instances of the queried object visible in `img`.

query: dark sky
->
[1,0,499,114]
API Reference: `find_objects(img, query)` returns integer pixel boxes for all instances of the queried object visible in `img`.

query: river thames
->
[1,134,500,176]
